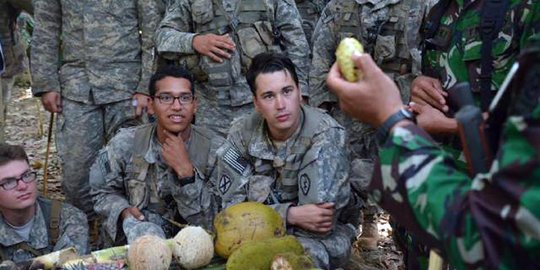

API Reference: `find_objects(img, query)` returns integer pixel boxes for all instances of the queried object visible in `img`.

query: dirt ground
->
[5,81,404,270]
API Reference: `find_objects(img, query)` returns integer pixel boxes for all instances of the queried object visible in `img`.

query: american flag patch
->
[223,147,248,174]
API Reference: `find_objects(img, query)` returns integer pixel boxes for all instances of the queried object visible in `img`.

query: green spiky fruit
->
[271,252,314,270]
[336,37,364,82]
[226,236,304,270]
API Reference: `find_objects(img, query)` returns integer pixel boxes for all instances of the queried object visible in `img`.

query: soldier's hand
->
[326,53,403,127]
[192,33,236,63]
[409,102,457,134]
[41,91,62,113]
[121,207,145,221]
[287,203,335,234]
[132,93,151,117]
[411,75,448,112]
[161,130,194,178]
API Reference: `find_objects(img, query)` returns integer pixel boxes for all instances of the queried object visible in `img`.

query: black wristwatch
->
[375,108,416,144]
[177,168,196,186]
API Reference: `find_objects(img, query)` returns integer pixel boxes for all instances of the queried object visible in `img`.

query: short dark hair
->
[149,65,195,96]
[246,52,299,95]
[0,143,28,167]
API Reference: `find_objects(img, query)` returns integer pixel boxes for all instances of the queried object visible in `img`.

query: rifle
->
[448,82,493,176]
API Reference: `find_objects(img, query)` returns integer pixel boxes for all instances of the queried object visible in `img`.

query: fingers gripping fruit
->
[335,37,364,82]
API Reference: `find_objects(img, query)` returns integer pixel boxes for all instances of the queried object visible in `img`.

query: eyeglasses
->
[154,93,194,105]
[0,171,37,191]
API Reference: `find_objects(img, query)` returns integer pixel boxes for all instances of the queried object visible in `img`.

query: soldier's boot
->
[358,214,379,251]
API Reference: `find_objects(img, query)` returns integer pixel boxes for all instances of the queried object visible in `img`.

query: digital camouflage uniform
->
[370,103,540,268]
[216,106,358,269]
[31,0,162,220]
[0,197,88,263]
[155,0,310,136]
[0,0,32,142]
[294,0,330,47]
[309,0,428,246]
[90,124,223,245]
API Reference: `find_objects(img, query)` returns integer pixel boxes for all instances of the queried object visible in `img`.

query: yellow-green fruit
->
[226,236,304,270]
[214,202,286,258]
[271,252,314,270]
[127,235,172,270]
[335,37,364,82]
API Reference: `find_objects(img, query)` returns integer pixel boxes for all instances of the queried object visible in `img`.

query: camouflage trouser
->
[56,98,141,221]
[196,95,254,137]
[296,223,356,269]
[329,108,381,219]
[0,76,14,142]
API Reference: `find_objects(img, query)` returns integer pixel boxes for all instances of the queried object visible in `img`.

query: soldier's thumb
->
[131,208,145,221]
[352,53,381,79]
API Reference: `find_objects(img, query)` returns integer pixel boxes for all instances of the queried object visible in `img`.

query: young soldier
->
[216,53,358,269]
[90,66,223,245]
[0,143,88,264]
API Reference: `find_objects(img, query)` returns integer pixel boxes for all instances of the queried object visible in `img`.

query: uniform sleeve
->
[154,0,198,56]
[520,0,540,49]
[89,142,131,241]
[309,5,338,107]
[30,0,61,96]
[54,203,89,255]
[275,0,311,97]
[299,126,350,210]
[371,109,540,268]
[135,0,161,94]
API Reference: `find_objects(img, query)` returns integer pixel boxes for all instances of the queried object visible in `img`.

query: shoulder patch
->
[219,175,232,194]
[223,147,249,175]
[300,173,311,195]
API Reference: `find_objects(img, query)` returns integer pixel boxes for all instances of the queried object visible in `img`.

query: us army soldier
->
[294,0,330,47]
[90,66,223,245]
[216,53,358,269]
[155,0,310,136]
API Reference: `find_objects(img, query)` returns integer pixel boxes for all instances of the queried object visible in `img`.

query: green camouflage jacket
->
[30,0,161,104]
[370,103,540,269]
[423,0,540,101]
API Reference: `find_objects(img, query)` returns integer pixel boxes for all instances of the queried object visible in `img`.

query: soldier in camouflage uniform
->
[327,40,540,270]
[294,0,330,47]
[30,0,162,224]
[90,66,223,245]
[410,0,540,139]
[216,53,358,269]
[155,0,310,136]
[0,144,88,264]
[0,0,33,142]
[309,0,428,250]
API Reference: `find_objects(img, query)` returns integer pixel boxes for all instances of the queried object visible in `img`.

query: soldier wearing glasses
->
[89,66,223,246]
[0,143,88,264]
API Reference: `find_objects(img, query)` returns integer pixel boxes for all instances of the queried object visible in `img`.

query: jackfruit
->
[335,37,364,82]
[214,202,286,258]
[271,252,314,270]
[226,236,304,270]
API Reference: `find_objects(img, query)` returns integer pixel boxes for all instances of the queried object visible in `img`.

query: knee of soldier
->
[296,237,330,269]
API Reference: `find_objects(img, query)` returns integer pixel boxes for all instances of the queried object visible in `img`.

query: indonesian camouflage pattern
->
[0,197,89,263]
[155,0,309,134]
[294,0,330,47]
[30,0,161,103]
[90,123,223,244]
[422,0,540,97]
[370,104,540,269]
[215,106,356,269]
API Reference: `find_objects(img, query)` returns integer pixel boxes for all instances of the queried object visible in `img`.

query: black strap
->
[422,0,451,41]
[479,0,510,111]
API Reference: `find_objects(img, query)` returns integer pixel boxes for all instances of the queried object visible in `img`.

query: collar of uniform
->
[248,108,305,161]
[0,202,49,249]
